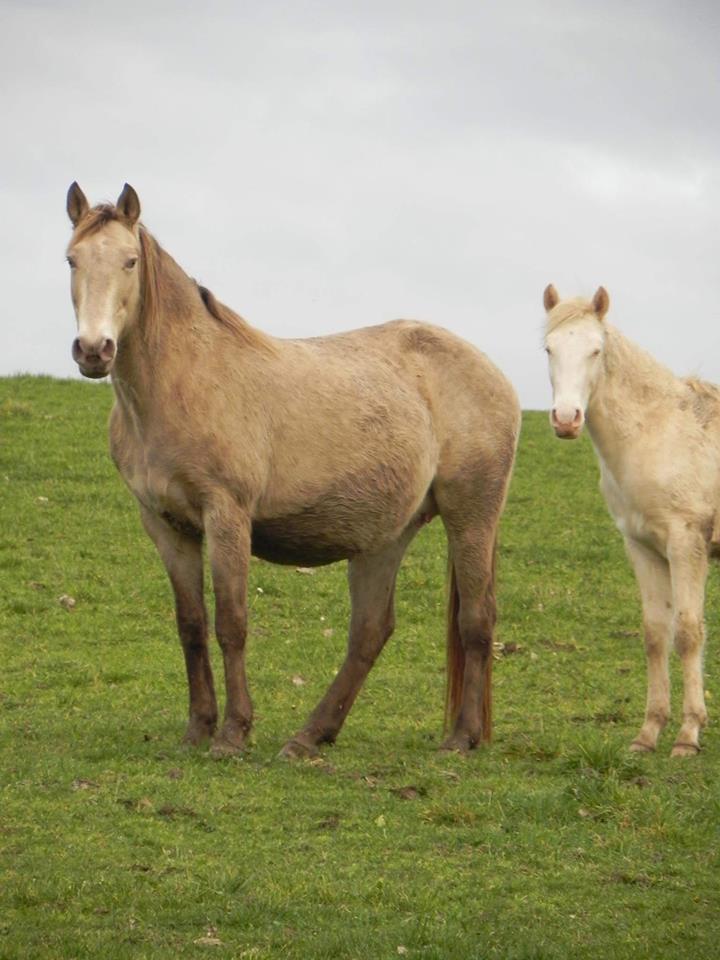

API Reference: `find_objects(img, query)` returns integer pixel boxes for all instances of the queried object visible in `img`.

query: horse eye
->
[125,257,138,269]
[591,348,601,358]
[66,256,76,269]
[544,346,551,356]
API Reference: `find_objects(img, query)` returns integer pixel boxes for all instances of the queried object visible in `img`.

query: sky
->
[2,0,719,408]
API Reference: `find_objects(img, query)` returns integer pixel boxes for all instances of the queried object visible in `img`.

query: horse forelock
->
[544,298,599,338]
[71,203,130,243]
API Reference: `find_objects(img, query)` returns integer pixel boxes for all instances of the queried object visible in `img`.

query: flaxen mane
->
[684,376,720,401]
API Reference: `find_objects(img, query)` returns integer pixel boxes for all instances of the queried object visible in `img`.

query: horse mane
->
[72,203,274,353]
[684,376,720,400]
[544,297,598,336]
[196,284,274,351]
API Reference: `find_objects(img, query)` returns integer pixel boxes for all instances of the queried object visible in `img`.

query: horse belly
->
[252,464,434,566]
[251,516,351,566]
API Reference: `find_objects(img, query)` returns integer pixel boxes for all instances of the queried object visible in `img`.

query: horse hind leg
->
[434,457,513,753]
[279,530,416,760]
[439,524,498,752]
[667,532,709,757]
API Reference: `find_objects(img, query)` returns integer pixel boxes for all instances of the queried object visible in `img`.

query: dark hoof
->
[278,737,320,761]
[209,737,246,759]
[182,719,216,747]
[439,732,478,755]
[209,721,249,758]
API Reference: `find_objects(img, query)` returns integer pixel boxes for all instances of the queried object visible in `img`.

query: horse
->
[64,181,520,758]
[543,283,716,756]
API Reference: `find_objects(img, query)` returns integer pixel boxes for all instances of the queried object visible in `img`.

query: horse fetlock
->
[645,705,670,727]
[682,708,708,729]
[629,725,660,752]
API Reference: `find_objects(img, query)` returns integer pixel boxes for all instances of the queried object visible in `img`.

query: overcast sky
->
[2,0,718,407]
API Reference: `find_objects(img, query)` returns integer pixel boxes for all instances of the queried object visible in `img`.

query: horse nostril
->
[71,337,84,362]
[100,337,116,362]
[572,408,582,426]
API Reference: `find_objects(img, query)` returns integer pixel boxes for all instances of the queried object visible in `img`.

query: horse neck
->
[586,324,678,464]
[110,247,206,422]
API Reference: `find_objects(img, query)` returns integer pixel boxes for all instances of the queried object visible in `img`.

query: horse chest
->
[599,460,663,551]
[120,454,202,534]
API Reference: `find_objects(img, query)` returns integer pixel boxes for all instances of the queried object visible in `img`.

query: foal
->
[64,181,520,758]
[544,284,715,756]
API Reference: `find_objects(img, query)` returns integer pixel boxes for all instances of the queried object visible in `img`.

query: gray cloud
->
[2,0,719,406]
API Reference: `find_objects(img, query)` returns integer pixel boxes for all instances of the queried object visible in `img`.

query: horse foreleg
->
[280,537,411,760]
[205,498,253,757]
[625,538,672,752]
[139,506,217,745]
[667,532,709,757]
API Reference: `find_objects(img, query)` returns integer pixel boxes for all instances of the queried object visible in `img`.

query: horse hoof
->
[278,738,319,761]
[629,739,655,753]
[209,736,246,759]
[439,734,476,755]
[182,722,216,747]
[670,742,700,758]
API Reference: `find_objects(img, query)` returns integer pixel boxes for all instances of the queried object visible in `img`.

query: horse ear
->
[592,286,610,320]
[116,183,141,226]
[67,182,89,226]
[543,284,560,312]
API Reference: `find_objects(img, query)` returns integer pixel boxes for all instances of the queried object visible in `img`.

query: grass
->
[0,374,718,959]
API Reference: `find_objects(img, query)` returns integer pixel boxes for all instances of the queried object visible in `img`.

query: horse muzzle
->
[550,407,584,440]
[72,335,116,379]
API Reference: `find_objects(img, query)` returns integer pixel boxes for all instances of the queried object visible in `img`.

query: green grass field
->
[1,376,718,959]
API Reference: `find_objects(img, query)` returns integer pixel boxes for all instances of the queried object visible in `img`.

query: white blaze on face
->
[545,317,604,439]
[67,220,141,377]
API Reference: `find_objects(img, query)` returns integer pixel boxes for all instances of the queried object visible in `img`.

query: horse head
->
[65,182,143,379]
[542,284,609,439]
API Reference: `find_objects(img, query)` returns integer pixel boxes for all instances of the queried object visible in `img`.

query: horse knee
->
[643,622,669,657]
[215,605,248,651]
[674,613,704,657]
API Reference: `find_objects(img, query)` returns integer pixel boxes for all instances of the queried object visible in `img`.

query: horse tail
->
[444,538,496,742]
[444,556,465,731]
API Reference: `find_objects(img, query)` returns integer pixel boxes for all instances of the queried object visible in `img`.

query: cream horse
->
[64,182,520,758]
[543,284,715,756]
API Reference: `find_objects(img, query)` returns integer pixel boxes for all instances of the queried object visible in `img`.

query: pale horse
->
[543,284,716,756]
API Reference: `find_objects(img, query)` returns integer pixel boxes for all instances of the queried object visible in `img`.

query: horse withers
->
[543,284,715,756]
[64,181,520,758]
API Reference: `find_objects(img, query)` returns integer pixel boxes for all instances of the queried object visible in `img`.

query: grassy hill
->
[1,376,718,959]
